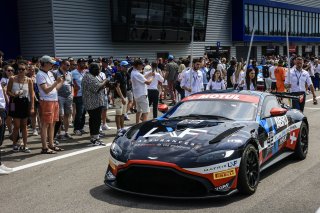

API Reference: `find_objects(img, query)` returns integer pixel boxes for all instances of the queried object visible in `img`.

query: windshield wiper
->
[170,114,234,120]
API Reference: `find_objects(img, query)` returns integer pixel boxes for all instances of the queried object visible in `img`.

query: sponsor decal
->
[213,169,236,180]
[143,128,207,139]
[214,182,231,192]
[274,116,288,129]
[289,131,298,145]
[183,94,260,103]
[184,158,241,174]
[259,121,302,151]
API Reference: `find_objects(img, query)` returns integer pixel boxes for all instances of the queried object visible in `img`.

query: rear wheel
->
[294,122,308,160]
[237,144,260,195]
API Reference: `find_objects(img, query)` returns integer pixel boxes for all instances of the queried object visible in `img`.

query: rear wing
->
[271,92,305,100]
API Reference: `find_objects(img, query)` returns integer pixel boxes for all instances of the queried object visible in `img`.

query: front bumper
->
[104,164,238,199]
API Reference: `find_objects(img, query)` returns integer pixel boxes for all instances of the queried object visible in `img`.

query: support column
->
[279,46,284,56]
[257,46,262,63]
[315,45,319,57]
[298,45,302,56]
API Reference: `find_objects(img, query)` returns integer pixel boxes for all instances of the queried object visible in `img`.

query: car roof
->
[182,90,267,104]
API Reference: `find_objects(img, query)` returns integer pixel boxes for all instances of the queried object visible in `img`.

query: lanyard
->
[294,70,302,86]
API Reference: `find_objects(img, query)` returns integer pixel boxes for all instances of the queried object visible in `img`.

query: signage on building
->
[289,45,297,53]
[205,46,230,53]
[305,46,313,53]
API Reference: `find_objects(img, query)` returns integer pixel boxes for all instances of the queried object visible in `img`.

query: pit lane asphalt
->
[1,93,320,213]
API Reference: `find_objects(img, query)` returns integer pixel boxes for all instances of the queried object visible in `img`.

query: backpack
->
[262,65,270,78]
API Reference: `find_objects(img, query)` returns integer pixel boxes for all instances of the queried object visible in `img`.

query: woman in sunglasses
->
[7,62,34,153]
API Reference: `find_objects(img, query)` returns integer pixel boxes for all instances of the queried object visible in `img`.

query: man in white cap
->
[37,55,64,154]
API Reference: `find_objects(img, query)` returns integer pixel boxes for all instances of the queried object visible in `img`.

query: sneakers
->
[13,145,19,152]
[19,147,31,153]
[0,164,13,174]
[80,129,89,134]
[99,132,107,138]
[32,129,38,136]
[57,135,67,141]
[64,133,73,140]
[90,138,106,146]
[124,114,130,121]
[101,124,111,130]
[74,130,82,136]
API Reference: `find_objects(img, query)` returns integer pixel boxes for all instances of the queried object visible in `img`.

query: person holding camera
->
[53,60,73,141]
[82,63,109,146]
[37,55,64,154]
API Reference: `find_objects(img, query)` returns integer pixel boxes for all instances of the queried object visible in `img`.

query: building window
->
[244,3,320,38]
[110,0,208,43]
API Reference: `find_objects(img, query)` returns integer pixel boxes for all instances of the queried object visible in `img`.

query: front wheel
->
[294,122,308,160]
[237,144,260,195]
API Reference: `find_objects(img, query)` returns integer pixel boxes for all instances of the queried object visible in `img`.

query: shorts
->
[135,95,150,113]
[126,90,133,101]
[58,96,73,116]
[102,95,109,110]
[114,98,128,115]
[9,97,30,119]
[39,100,59,124]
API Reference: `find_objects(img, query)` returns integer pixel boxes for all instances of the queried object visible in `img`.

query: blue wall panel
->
[0,0,20,59]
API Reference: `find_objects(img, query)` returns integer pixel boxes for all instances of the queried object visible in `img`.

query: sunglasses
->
[6,69,14,72]
[19,68,26,71]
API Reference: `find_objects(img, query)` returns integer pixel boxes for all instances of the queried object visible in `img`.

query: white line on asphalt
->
[304,107,320,110]
[306,95,320,103]
[316,207,320,213]
[11,143,112,173]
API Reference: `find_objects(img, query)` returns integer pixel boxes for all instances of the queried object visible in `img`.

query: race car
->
[105,90,309,198]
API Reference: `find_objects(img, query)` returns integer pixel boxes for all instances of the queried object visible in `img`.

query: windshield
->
[166,100,258,121]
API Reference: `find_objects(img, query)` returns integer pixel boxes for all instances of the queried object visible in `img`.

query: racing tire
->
[294,122,308,160]
[237,144,260,195]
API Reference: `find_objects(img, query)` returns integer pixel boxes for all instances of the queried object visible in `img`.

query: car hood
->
[117,119,254,165]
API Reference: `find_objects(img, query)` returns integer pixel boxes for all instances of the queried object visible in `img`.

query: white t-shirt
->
[232,71,245,85]
[131,69,148,98]
[144,71,164,90]
[97,72,107,94]
[36,70,58,101]
[180,69,203,97]
[0,84,6,109]
[269,66,276,82]
[285,69,313,92]
[243,82,256,91]
[206,79,226,90]
[0,78,9,87]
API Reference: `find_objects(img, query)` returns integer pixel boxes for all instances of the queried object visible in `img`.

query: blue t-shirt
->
[71,69,86,97]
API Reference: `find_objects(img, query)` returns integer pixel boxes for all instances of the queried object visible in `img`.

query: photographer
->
[81,63,109,145]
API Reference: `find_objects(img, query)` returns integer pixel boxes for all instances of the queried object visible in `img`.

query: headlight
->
[110,142,123,157]
[196,150,234,163]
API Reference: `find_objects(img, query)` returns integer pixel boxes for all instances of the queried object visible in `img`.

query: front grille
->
[116,165,212,197]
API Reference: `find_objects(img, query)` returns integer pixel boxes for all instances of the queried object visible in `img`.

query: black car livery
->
[105,91,309,198]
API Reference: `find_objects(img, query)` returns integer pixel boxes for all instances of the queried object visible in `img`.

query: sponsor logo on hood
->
[184,158,241,174]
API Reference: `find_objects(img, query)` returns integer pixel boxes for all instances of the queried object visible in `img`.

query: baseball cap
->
[77,58,87,64]
[120,61,129,66]
[40,55,55,64]
[168,55,174,60]
[144,65,152,72]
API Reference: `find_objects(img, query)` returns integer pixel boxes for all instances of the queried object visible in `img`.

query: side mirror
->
[270,107,287,117]
[158,104,168,113]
